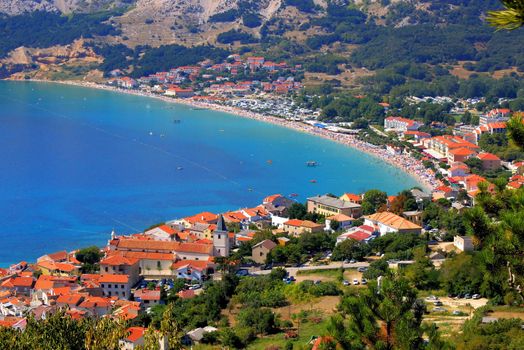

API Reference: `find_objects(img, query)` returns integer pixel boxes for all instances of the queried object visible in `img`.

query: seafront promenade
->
[30,79,438,191]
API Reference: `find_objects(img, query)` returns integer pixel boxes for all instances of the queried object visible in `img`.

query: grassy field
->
[295,268,364,285]
[193,309,330,350]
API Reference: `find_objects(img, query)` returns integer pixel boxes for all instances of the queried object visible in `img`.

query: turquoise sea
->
[0,81,419,266]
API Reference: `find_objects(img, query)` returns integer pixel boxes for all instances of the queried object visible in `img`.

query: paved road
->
[248,259,446,277]
[370,125,389,137]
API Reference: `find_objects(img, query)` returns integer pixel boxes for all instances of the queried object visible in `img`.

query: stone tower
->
[213,214,230,257]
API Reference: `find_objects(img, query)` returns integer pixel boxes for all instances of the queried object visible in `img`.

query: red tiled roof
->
[37,260,77,272]
[284,219,303,227]
[57,293,83,306]
[171,260,211,271]
[79,297,112,309]
[114,251,174,261]
[116,239,179,251]
[263,194,282,203]
[125,327,146,343]
[12,277,33,288]
[177,289,196,299]
[100,254,139,266]
[40,251,68,262]
[183,212,218,224]
[176,242,213,255]
[99,274,129,284]
[134,289,161,301]
[478,152,501,161]
[348,231,372,242]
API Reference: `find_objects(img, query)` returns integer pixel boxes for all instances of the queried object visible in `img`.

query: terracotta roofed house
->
[99,274,131,299]
[307,195,362,218]
[363,212,422,236]
[251,239,277,264]
[477,152,502,171]
[119,327,147,350]
[384,116,423,132]
[339,193,362,204]
[100,254,140,286]
[282,219,323,237]
[448,147,477,163]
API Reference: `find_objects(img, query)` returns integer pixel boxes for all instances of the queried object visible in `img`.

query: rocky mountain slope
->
[0,0,132,15]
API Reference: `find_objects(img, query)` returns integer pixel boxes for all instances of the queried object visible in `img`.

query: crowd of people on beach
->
[46,81,439,191]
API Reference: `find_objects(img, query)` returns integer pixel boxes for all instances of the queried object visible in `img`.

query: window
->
[121,285,125,289]
[101,284,104,288]
[123,292,126,297]
[218,234,221,239]
[105,267,108,272]
[108,284,112,288]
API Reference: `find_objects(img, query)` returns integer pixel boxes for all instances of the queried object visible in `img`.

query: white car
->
[361,278,367,285]
[353,279,359,285]
[342,280,350,286]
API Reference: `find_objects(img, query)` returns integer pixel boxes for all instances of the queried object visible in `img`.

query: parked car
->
[314,280,321,285]
[426,295,439,301]
[342,280,350,286]
[361,278,367,285]
[433,301,443,306]
[357,267,368,273]
[472,294,481,299]
[349,259,356,264]
[353,279,359,285]
[432,307,446,312]
[189,284,201,290]
[236,269,249,277]
[464,293,472,299]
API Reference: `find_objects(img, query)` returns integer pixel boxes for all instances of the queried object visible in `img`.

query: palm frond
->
[487,0,524,30]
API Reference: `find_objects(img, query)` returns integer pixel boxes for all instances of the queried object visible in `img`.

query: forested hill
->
[0,0,522,83]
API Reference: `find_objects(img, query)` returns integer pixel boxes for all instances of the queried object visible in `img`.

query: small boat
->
[267,160,273,164]
[149,131,153,136]
[289,193,299,197]
[248,188,253,192]
[306,161,318,167]
[177,166,183,171]
[309,179,317,183]
[173,119,181,123]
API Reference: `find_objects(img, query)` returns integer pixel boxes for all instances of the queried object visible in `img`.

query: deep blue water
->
[0,81,418,266]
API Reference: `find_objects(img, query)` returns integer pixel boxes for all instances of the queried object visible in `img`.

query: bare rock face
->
[0,0,135,15]
[2,39,102,65]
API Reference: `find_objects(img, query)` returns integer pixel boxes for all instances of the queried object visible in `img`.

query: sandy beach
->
[19,79,438,192]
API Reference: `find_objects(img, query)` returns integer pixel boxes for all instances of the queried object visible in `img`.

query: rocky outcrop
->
[0,0,135,15]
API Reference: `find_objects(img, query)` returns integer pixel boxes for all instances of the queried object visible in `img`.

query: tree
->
[287,202,307,219]
[85,316,127,350]
[76,246,103,265]
[236,307,278,335]
[362,189,388,215]
[335,276,428,350]
[159,303,183,349]
[331,239,371,261]
[507,113,524,150]
[487,1,524,30]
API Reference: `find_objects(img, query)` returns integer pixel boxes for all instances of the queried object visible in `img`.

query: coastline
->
[10,79,438,192]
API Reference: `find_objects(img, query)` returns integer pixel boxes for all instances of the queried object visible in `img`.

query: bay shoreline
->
[11,79,438,192]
